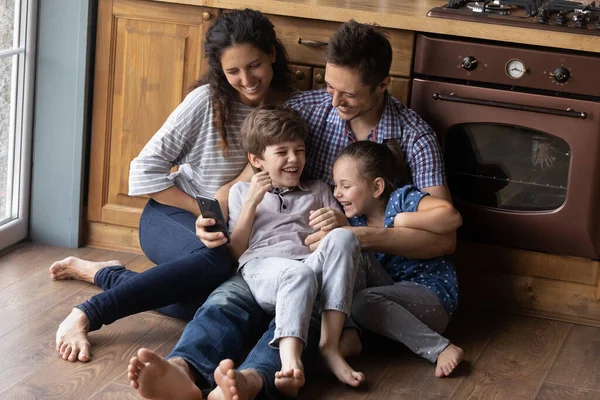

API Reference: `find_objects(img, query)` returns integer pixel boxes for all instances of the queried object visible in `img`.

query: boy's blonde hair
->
[239,106,308,157]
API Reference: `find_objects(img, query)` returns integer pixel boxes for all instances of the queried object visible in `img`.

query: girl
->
[332,140,466,378]
[49,9,294,363]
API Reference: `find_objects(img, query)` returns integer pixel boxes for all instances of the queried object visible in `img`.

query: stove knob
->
[461,56,478,71]
[550,67,570,83]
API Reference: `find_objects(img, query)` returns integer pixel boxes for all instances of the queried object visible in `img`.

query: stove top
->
[429,1,600,36]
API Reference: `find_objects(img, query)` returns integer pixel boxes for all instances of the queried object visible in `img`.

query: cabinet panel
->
[388,76,411,105]
[88,0,215,230]
[269,14,414,77]
[290,64,313,92]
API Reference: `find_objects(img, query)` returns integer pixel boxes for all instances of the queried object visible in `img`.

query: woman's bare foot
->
[207,359,262,400]
[339,329,362,358]
[435,344,465,378]
[56,308,91,362]
[274,367,305,398]
[128,349,202,400]
[320,344,365,387]
[49,256,122,283]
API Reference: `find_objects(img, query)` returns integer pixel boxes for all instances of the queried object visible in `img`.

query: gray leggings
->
[352,254,451,364]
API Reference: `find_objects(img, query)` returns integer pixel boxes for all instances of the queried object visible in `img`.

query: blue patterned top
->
[284,90,446,189]
[349,185,459,315]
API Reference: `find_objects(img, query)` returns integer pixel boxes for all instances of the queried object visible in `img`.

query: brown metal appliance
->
[410,34,600,259]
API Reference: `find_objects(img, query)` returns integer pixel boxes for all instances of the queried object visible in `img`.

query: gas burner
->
[536,8,551,23]
[467,1,514,14]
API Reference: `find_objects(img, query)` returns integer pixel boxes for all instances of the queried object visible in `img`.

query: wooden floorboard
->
[0,242,598,400]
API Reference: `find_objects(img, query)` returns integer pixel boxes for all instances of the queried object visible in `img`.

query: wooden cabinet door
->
[88,0,215,247]
[388,76,411,105]
[289,64,313,92]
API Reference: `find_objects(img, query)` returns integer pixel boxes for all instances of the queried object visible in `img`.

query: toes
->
[78,342,91,362]
[435,365,444,378]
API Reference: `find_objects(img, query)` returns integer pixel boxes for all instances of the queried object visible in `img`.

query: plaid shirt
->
[284,90,446,189]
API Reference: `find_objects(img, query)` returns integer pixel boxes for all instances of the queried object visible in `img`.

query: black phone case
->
[196,196,231,243]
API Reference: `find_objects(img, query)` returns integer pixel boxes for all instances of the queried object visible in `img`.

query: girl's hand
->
[245,171,272,206]
[309,207,349,231]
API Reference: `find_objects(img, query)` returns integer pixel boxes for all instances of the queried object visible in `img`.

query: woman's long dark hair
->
[336,140,410,204]
[190,9,292,156]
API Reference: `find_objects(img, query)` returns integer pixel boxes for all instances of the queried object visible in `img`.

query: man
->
[127,20,459,400]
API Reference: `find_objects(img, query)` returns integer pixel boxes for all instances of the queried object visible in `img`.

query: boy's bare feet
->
[56,308,91,362]
[207,359,262,400]
[128,349,202,400]
[274,367,305,398]
[49,256,121,283]
[339,329,362,358]
[435,344,465,378]
[320,344,365,387]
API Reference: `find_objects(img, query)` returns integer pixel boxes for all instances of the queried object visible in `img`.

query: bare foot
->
[56,308,91,362]
[275,367,305,398]
[49,256,122,283]
[207,359,262,400]
[339,329,362,358]
[320,345,365,387]
[128,348,202,400]
[435,344,465,378]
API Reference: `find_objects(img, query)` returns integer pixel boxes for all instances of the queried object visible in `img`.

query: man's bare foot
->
[320,344,365,387]
[49,256,122,283]
[56,308,91,362]
[435,344,465,377]
[275,367,305,398]
[339,329,362,358]
[128,349,202,400]
[207,359,262,400]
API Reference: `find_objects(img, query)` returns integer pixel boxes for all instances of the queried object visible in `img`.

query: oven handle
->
[432,93,588,119]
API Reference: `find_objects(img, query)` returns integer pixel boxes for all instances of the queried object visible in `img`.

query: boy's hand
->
[305,230,326,251]
[196,216,228,248]
[309,208,348,231]
[245,171,272,206]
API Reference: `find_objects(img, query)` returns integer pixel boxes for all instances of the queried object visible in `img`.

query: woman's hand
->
[309,207,349,231]
[196,216,228,248]
[244,171,272,207]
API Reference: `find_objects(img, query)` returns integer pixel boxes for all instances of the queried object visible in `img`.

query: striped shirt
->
[284,90,446,189]
[129,85,253,199]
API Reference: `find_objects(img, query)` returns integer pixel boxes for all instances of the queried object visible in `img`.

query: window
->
[0,0,36,250]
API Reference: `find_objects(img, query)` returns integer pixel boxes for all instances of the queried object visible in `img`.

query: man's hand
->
[245,171,272,206]
[196,216,228,248]
[305,230,326,251]
[308,207,348,231]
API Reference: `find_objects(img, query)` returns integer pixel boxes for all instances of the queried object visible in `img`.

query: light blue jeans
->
[241,228,360,347]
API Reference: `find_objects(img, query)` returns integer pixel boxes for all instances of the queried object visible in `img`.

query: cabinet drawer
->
[269,14,414,77]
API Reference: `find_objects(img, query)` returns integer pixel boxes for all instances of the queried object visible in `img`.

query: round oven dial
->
[506,59,527,79]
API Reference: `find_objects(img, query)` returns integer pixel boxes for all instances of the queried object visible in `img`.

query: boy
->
[228,106,365,396]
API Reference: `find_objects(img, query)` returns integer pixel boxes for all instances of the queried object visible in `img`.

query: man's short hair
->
[239,106,308,157]
[326,20,392,91]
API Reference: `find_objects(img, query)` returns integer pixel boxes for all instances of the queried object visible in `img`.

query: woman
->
[50,9,294,363]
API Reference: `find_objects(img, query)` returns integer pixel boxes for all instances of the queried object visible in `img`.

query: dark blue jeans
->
[75,199,234,331]
[168,274,321,400]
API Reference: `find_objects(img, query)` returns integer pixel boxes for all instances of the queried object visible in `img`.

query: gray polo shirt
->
[228,180,342,267]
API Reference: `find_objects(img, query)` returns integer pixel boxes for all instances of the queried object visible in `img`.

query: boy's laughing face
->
[249,139,306,189]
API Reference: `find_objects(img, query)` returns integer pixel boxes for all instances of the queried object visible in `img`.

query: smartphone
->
[196,196,231,244]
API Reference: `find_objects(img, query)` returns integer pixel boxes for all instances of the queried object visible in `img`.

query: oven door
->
[411,79,600,259]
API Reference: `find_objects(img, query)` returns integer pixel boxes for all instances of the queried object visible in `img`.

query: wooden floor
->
[1,242,599,400]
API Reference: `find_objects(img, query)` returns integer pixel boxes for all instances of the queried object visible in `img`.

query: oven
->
[410,34,600,259]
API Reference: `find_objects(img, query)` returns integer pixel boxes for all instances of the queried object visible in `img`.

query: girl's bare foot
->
[128,349,202,400]
[320,344,365,387]
[435,344,465,377]
[339,329,362,358]
[207,359,262,400]
[49,256,122,283]
[56,308,91,362]
[275,367,305,398]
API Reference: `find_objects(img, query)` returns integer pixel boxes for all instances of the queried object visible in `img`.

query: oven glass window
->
[444,123,570,211]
